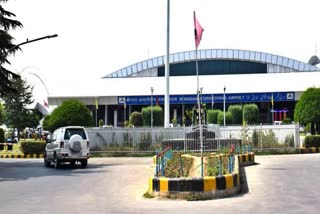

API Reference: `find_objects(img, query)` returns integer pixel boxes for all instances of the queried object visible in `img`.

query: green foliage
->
[228,105,243,125]
[217,111,232,125]
[304,135,320,148]
[252,129,259,147]
[304,123,311,134]
[129,111,143,127]
[0,2,23,96]
[0,128,4,143]
[42,99,94,132]
[207,109,221,124]
[243,104,259,124]
[0,102,5,124]
[164,153,193,178]
[294,87,320,134]
[2,77,37,130]
[171,118,177,127]
[20,140,46,154]
[142,106,163,127]
[282,117,292,124]
[98,119,104,127]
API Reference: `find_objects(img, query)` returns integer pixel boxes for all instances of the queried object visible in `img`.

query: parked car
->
[44,126,90,168]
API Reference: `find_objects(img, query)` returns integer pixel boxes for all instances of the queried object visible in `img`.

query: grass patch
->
[143,191,154,199]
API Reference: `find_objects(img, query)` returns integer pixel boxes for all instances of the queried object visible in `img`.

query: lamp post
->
[223,85,226,127]
[151,87,154,128]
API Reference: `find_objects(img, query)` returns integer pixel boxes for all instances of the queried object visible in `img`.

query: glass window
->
[239,50,244,59]
[137,63,142,71]
[305,64,311,71]
[234,50,239,59]
[169,54,174,63]
[266,54,272,63]
[132,64,137,73]
[142,61,147,70]
[293,60,299,70]
[190,50,195,60]
[217,49,223,58]
[185,51,190,60]
[288,59,294,68]
[179,52,184,61]
[211,49,217,58]
[282,57,288,67]
[152,58,158,67]
[206,50,212,58]
[255,52,261,61]
[222,49,228,58]
[227,49,233,58]
[64,128,87,140]
[271,55,277,64]
[122,68,127,76]
[127,66,132,76]
[148,59,153,68]
[200,50,206,59]
[244,51,250,60]
[158,56,163,65]
[249,51,255,60]
[277,56,283,65]
[261,53,266,62]
[173,53,179,62]
[299,62,304,71]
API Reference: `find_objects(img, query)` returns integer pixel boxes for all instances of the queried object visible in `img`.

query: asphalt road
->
[0,154,320,214]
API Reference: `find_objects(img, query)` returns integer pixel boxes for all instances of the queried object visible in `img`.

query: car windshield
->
[64,128,87,140]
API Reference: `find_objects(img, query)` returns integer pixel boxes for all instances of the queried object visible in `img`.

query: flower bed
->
[164,153,193,177]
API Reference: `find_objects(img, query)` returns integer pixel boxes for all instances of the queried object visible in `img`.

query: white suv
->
[44,126,90,168]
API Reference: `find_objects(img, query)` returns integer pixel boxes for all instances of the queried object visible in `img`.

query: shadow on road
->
[0,160,123,182]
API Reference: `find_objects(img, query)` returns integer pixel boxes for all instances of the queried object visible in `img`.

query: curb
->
[0,154,44,159]
[238,152,255,166]
[299,147,320,154]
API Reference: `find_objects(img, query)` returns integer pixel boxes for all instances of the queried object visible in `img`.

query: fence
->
[86,123,300,153]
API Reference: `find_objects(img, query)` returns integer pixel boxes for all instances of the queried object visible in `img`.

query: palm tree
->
[0,0,23,96]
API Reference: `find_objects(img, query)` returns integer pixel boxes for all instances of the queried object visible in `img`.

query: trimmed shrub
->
[243,104,259,124]
[43,99,94,132]
[304,135,320,148]
[207,109,221,124]
[217,111,232,125]
[129,111,143,127]
[0,128,4,143]
[20,140,46,154]
[282,117,292,124]
[142,106,163,126]
[228,105,243,125]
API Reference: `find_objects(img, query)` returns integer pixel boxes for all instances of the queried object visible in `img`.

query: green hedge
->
[20,140,46,154]
[304,135,320,148]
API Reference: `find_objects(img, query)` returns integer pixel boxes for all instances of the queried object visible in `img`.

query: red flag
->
[44,100,49,108]
[194,11,204,49]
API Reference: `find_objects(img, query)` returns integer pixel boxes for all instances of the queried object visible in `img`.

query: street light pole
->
[151,87,154,128]
[224,85,226,127]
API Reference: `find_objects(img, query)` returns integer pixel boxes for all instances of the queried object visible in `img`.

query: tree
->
[217,111,232,125]
[43,99,94,132]
[294,87,320,135]
[3,77,36,135]
[0,0,23,96]
[129,111,143,127]
[142,106,163,127]
[0,101,5,124]
[207,109,221,124]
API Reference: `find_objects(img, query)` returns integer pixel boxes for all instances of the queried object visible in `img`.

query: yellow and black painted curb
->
[238,152,255,166]
[299,147,320,154]
[0,154,44,159]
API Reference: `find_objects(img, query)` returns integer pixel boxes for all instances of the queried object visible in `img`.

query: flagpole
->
[164,0,170,128]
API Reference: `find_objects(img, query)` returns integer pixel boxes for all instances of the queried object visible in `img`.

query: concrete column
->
[104,105,108,126]
[114,110,118,127]
[182,104,185,124]
[174,108,177,120]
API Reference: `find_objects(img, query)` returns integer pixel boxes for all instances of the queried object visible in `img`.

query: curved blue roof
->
[104,49,319,78]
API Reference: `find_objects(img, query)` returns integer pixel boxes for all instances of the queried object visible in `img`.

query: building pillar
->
[174,108,177,120]
[104,105,108,126]
[114,110,118,127]
[182,104,185,125]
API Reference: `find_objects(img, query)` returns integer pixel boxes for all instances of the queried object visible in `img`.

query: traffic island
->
[299,147,320,154]
[0,153,44,158]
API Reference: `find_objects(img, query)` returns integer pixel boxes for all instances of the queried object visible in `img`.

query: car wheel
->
[54,154,62,169]
[80,160,88,168]
[44,158,51,167]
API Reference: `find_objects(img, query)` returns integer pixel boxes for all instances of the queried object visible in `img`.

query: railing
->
[155,146,172,176]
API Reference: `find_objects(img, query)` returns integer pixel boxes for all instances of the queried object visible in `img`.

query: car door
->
[46,131,57,160]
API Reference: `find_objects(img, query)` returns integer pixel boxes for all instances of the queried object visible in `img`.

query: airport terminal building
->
[48,49,320,126]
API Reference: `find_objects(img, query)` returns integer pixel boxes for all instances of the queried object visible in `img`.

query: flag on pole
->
[43,100,49,108]
[194,11,204,49]
[95,98,99,109]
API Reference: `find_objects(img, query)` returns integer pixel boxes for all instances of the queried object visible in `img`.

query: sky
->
[4,0,320,103]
